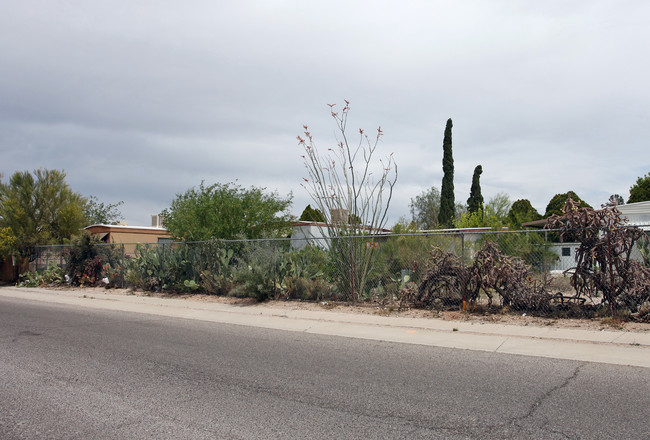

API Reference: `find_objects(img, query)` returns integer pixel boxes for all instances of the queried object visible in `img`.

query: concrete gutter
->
[2,286,649,368]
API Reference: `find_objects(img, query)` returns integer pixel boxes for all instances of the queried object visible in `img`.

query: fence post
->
[273,240,277,298]
[461,232,465,262]
[121,243,125,288]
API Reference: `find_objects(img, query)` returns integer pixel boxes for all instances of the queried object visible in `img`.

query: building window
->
[562,247,571,257]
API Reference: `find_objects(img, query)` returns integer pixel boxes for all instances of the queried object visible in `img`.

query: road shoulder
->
[2,286,649,368]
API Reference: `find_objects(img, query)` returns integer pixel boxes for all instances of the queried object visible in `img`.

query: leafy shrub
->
[66,234,123,287]
[66,234,99,285]
[78,255,104,287]
[100,262,124,287]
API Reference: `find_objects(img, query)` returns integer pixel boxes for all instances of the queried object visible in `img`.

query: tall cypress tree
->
[467,165,483,213]
[438,118,455,227]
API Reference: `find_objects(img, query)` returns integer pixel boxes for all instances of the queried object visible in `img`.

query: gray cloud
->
[1,1,649,226]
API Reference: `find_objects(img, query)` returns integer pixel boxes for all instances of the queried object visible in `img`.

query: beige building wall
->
[84,225,172,256]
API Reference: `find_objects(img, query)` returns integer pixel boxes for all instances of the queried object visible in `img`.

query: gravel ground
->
[51,286,650,334]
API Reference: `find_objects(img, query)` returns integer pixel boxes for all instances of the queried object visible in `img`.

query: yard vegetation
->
[4,108,650,323]
[21,200,650,322]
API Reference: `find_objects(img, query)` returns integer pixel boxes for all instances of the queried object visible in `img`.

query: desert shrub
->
[417,247,470,308]
[123,241,234,293]
[198,245,235,294]
[373,233,458,304]
[632,306,650,323]
[279,245,332,300]
[230,266,273,301]
[397,282,419,310]
[616,261,650,312]
[18,261,65,287]
[199,269,234,295]
[124,244,170,291]
[547,198,650,315]
[471,241,552,311]
[229,241,280,301]
[415,241,552,312]
[284,276,331,301]
[480,232,558,272]
[283,245,328,279]
[639,235,650,268]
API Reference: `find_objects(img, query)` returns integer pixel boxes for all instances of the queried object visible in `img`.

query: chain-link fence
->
[28,227,650,317]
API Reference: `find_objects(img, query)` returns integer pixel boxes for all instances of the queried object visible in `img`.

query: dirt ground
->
[60,286,650,334]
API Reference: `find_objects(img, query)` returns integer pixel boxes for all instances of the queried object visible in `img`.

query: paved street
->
[1,294,648,439]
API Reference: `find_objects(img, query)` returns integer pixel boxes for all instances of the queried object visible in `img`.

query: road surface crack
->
[512,362,584,437]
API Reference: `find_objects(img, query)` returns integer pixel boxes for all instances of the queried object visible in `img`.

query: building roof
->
[520,219,549,229]
[84,224,171,243]
[84,224,170,234]
[292,221,391,233]
[617,200,650,218]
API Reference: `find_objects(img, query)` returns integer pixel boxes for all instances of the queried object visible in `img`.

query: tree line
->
[409,118,650,232]
[2,109,649,266]
[0,169,124,259]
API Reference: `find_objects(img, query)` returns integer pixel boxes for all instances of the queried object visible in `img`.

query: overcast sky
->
[1,1,649,227]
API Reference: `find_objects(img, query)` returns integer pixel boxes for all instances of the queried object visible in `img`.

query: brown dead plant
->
[546,198,650,317]
[416,241,551,312]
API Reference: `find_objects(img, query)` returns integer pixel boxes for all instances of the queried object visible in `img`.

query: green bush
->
[229,242,279,301]
[66,234,124,287]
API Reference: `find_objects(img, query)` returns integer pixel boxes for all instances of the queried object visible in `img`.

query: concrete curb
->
[2,286,649,368]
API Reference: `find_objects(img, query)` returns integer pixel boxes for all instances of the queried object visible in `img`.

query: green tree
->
[438,118,455,228]
[455,209,501,229]
[390,217,418,234]
[161,181,292,241]
[0,169,86,256]
[467,165,483,214]
[484,192,512,222]
[507,199,542,229]
[544,191,591,218]
[604,194,624,207]
[83,196,124,225]
[627,172,650,203]
[0,227,17,259]
[467,165,483,216]
[456,193,511,229]
[298,204,325,222]
[409,186,440,230]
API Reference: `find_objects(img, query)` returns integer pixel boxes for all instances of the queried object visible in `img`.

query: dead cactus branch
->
[546,198,650,316]
[416,241,551,312]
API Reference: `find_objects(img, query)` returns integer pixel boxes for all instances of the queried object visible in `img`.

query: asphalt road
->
[1,296,648,439]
